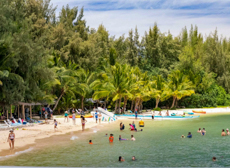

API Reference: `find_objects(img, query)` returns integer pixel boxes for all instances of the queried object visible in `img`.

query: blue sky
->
[51,0,230,38]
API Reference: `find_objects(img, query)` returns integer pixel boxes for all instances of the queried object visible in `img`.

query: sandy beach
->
[0,117,101,154]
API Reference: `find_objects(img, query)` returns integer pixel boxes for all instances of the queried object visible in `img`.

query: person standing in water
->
[81,116,87,131]
[98,112,102,123]
[8,129,15,149]
[95,111,98,123]
[72,112,76,125]
[89,140,93,144]
[221,129,226,136]
[109,134,114,143]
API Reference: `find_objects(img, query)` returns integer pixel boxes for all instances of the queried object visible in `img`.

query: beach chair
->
[7,119,21,126]
[129,110,133,113]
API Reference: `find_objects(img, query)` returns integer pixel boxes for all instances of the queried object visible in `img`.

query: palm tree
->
[165,70,195,108]
[74,68,95,110]
[91,63,129,113]
[50,65,78,112]
[151,75,165,108]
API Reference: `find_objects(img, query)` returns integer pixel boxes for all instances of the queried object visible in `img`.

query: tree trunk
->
[115,99,118,113]
[135,98,140,112]
[52,91,64,112]
[175,98,178,108]
[171,96,177,108]
[131,100,134,111]
[81,96,84,110]
[140,100,143,111]
[155,98,160,108]
[123,96,127,114]
[118,97,122,114]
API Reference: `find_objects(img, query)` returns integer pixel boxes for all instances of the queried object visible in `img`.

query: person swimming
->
[130,135,136,141]
[226,128,230,135]
[187,132,192,138]
[89,140,93,144]
[201,128,206,135]
[119,156,125,162]
[197,128,201,133]
[132,156,136,161]
[221,129,226,136]
[119,135,128,141]
[181,135,185,138]
[212,157,216,161]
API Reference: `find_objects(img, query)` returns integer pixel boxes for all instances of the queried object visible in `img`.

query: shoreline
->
[0,117,106,155]
[0,111,228,158]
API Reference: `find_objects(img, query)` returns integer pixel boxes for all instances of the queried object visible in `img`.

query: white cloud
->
[50,0,230,38]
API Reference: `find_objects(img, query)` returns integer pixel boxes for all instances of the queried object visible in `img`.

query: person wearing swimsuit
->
[81,116,87,131]
[109,134,114,143]
[64,111,69,122]
[119,135,128,141]
[72,112,76,125]
[8,129,15,149]
[98,112,102,124]
[54,119,58,131]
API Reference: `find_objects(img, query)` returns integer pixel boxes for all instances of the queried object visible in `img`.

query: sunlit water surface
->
[1,114,230,167]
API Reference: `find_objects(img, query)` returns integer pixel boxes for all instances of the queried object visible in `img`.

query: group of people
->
[94,111,102,123]
[120,120,145,132]
[182,127,230,138]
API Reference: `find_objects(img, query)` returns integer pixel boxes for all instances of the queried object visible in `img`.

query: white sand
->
[0,117,101,153]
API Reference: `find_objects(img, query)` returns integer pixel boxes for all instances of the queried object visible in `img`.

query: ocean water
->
[0,114,230,167]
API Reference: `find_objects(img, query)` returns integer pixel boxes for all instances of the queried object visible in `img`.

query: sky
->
[50,0,230,38]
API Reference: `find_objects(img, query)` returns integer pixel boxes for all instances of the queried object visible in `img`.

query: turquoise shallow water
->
[1,114,230,167]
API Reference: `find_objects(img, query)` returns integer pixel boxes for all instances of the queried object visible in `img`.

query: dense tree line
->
[1,0,230,114]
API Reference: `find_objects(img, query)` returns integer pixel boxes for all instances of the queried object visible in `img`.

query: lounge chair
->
[4,120,12,127]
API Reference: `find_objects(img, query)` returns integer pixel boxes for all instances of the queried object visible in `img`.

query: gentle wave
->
[0,147,33,161]
[70,136,79,140]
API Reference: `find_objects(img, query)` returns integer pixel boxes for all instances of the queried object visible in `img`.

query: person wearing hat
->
[64,111,69,122]
[8,129,15,149]
[226,128,230,135]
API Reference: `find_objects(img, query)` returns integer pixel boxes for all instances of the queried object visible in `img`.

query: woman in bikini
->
[8,129,15,149]
[81,116,87,131]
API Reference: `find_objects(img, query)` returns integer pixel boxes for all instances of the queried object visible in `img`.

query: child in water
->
[109,134,114,143]
[130,135,136,141]
[89,140,93,144]
[119,135,128,141]
[187,132,192,138]
[132,156,136,161]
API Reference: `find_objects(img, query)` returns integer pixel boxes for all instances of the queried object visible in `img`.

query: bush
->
[153,107,162,111]
[170,107,177,110]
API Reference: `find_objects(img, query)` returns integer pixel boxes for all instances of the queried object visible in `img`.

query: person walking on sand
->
[81,116,87,131]
[221,129,226,136]
[44,111,48,123]
[95,111,98,123]
[135,109,138,119]
[64,111,69,122]
[72,112,76,125]
[8,129,15,149]
[98,112,102,123]
[54,119,58,131]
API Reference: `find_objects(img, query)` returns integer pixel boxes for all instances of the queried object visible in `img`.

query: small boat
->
[192,110,206,114]
[69,115,93,118]
[184,111,194,115]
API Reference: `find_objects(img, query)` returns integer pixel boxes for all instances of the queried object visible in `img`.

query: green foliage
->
[1,0,230,113]
[153,107,162,111]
